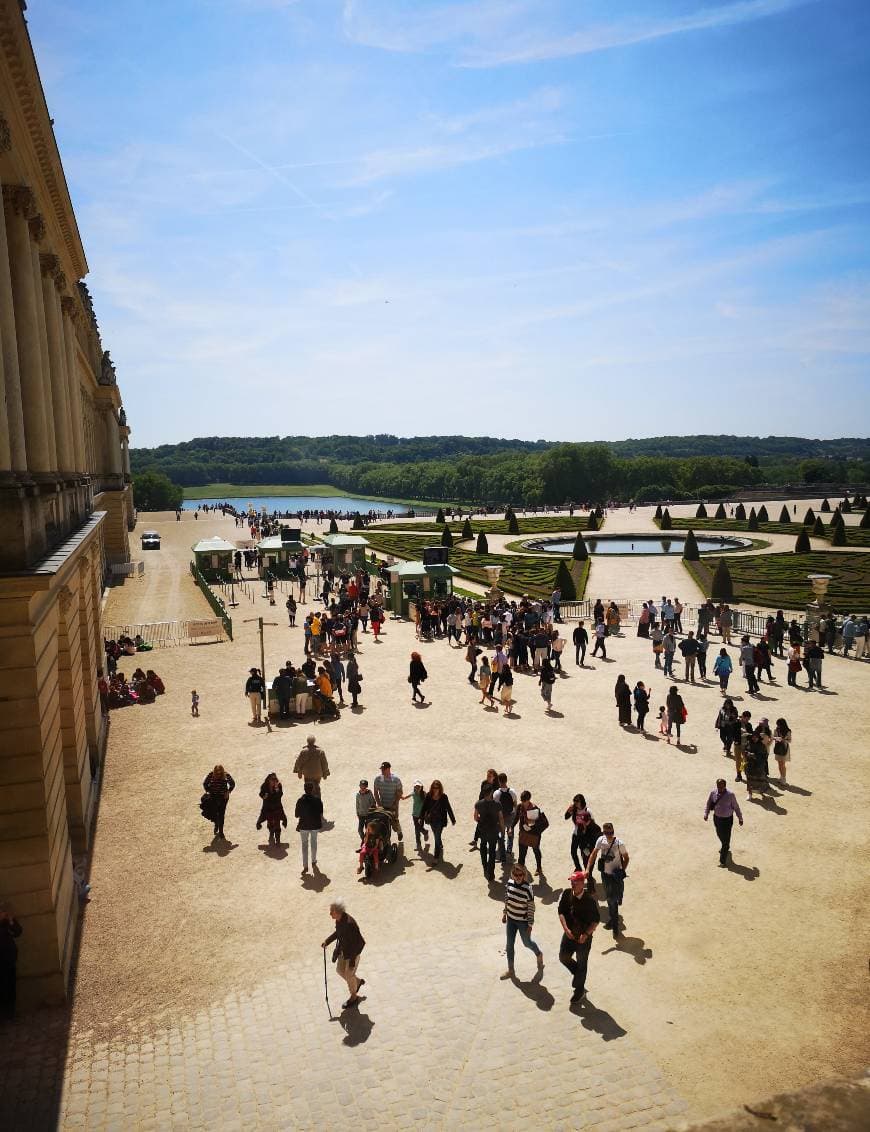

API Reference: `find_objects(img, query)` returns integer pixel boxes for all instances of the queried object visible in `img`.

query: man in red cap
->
[557,870,600,1003]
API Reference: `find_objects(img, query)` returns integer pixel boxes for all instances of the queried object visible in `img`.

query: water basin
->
[523,534,753,555]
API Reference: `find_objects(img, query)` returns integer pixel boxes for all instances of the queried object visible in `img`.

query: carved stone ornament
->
[0,112,11,153]
[2,183,35,216]
[99,350,117,386]
[57,585,74,615]
[61,295,78,319]
[118,406,127,426]
[40,251,60,278]
[78,551,92,574]
[77,280,99,331]
[28,215,46,243]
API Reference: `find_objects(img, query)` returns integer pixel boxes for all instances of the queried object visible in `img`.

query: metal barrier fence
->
[103,620,230,648]
[559,599,798,637]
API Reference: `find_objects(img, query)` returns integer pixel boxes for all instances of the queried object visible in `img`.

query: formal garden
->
[683,550,870,610]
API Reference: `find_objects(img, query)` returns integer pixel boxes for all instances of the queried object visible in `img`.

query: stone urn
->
[484,564,503,603]
[807,574,832,602]
[805,573,833,641]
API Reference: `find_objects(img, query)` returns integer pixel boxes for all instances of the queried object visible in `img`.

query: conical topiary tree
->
[554,558,576,601]
[436,507,445,524]
[831,522,847,546]
[682,529,700,560]
[507,512,520,535]
[352,514,364,530]
[587,511,598,531]
[660,508,672,530]
[747,508,759,531]
[841,497,852,513]
[860,507,870,529]
[440,525,453,548]
[696,502,707,519]
[572,532,588,560]
[461,517,473,540]
[779,504,791,523]
[329,517,339,534]
[830,508,842,527]
[820,497,831,513]
[812,515,825,537]
[711,558,733,602]
[757,504,769,523]
[715,502,726,520]
[794,528,811,553]
[476,531,488,554]
[735,503,746,521]
[654,503,663,521]
[504,506,514,522]
[803,507,815,525]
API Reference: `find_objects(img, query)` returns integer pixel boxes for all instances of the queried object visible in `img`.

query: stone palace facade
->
[0,0,133,1006]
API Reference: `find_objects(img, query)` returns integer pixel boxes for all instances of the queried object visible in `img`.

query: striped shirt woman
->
[502,865,543,978]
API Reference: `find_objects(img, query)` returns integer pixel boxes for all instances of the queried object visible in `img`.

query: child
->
[357,821,383,875]
[356,779,375,842]
[191,690,200,717]
[657,705,668,737]
[407,781,429,851]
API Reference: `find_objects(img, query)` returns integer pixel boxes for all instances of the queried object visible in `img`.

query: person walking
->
[202,765,235,839]
[651,625,664,668]
[408,651,428,703]
[517,791,546,876]
[256,772,288,845]
[373,761,404,841]
[355,779,375,842]
[295,781,323,874]
[478,656,493,706]
[293,736,330,799]
[586,822,629,937]
[633,681,650,731]
[716,698,739,755]
[564,795,601,871]
[502,863,544,979]
[346,654,363,707]
[539,657,557,714]
[662,630,677,677]
[245,667,265,724]
[321,899,366,1010]
[493,773,518,861]
[740,636,760,694]
[720,604,733,645]
[679,631,699,682]
[474,785,505,881]
[408,781,429,852]
[421,780,456,861]
[0,905,23,1017]
[615,675,632,726]
[804,640,824,689]
[573,621,588,665]
[704,778,744,866]
[773,718,792,785]
[713,647,733,695]
[787,642,803,687]
[465,639,481,685]
[665,686,685,744]
[591,620,607,659]
[557,870,600,1004]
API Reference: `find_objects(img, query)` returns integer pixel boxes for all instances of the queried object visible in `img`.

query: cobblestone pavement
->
[3,930,687,1132]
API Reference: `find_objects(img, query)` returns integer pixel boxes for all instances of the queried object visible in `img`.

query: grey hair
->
[330,898,346,914]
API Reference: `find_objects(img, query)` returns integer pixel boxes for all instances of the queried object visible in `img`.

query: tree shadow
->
[257,840,289,860]
[302,867,331,893]
[601,934,652,964]
[509,970,555,1011]
[570,997,627,1040]
[726,859,760,881]
[339,1007,375,1046]
[203,837,238,856]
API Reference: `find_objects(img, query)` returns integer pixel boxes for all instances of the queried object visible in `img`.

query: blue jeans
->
[479,834,498,878]
[430,821,445,857]
[505,918,541,968]
[663,653,674,676]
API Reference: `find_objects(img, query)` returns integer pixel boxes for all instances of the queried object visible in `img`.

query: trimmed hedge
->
[685,551,870,609]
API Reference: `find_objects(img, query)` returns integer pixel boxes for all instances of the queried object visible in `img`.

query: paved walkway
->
[2,506,868,1131]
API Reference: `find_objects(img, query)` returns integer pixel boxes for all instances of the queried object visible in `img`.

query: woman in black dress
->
[203,764,235,839]
[615,675,632,726]
[421,780,456,861]
[409,651,428,703]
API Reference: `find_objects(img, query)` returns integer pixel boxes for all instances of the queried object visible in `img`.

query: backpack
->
[499,789,515,819]
[533,810,549,834]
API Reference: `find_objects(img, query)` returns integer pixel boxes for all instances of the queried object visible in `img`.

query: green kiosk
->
[317,532,370,571]
[389,547,458,619]
[191,535,236,582]
[257,526,306,577]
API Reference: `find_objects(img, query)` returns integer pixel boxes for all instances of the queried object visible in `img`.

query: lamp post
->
[243,615,279,731]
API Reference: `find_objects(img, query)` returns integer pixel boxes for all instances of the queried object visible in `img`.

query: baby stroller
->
[312,688,340,718]
[358,807,400,881]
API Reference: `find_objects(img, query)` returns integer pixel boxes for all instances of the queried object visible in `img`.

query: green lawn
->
[363,530,589,600]
[657,515,870,548]
[684,551,870,609]
[180,483,447,507]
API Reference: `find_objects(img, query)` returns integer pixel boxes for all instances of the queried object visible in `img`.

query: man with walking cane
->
[322,899,366,1010]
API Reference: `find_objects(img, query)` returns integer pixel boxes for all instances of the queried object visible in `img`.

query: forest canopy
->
[130,435,870,506]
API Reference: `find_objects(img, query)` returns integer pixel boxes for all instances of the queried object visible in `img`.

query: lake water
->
[182,495,410,514]
[528,536,750,555]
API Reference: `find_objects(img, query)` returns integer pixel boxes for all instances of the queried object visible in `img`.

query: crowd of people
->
[99,635,166,710]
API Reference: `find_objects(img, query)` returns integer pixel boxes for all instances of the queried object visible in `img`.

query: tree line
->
[131,435,870,506]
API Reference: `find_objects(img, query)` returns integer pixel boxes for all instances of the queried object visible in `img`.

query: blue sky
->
[29,0,870,447]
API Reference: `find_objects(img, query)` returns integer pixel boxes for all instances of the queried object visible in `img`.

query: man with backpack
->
[493,774,517,862]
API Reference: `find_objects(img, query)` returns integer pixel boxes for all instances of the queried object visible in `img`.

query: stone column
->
[104,405,123,476]
[40,255,74,472]
[28,217,57,470]
[2,185,49,473]
[0,120,25,477]
[60,297,86,472]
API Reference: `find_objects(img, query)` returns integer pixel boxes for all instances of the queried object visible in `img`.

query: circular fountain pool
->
[522,534,753,555]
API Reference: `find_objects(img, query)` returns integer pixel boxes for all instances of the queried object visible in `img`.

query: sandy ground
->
[46,505,870,1127]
